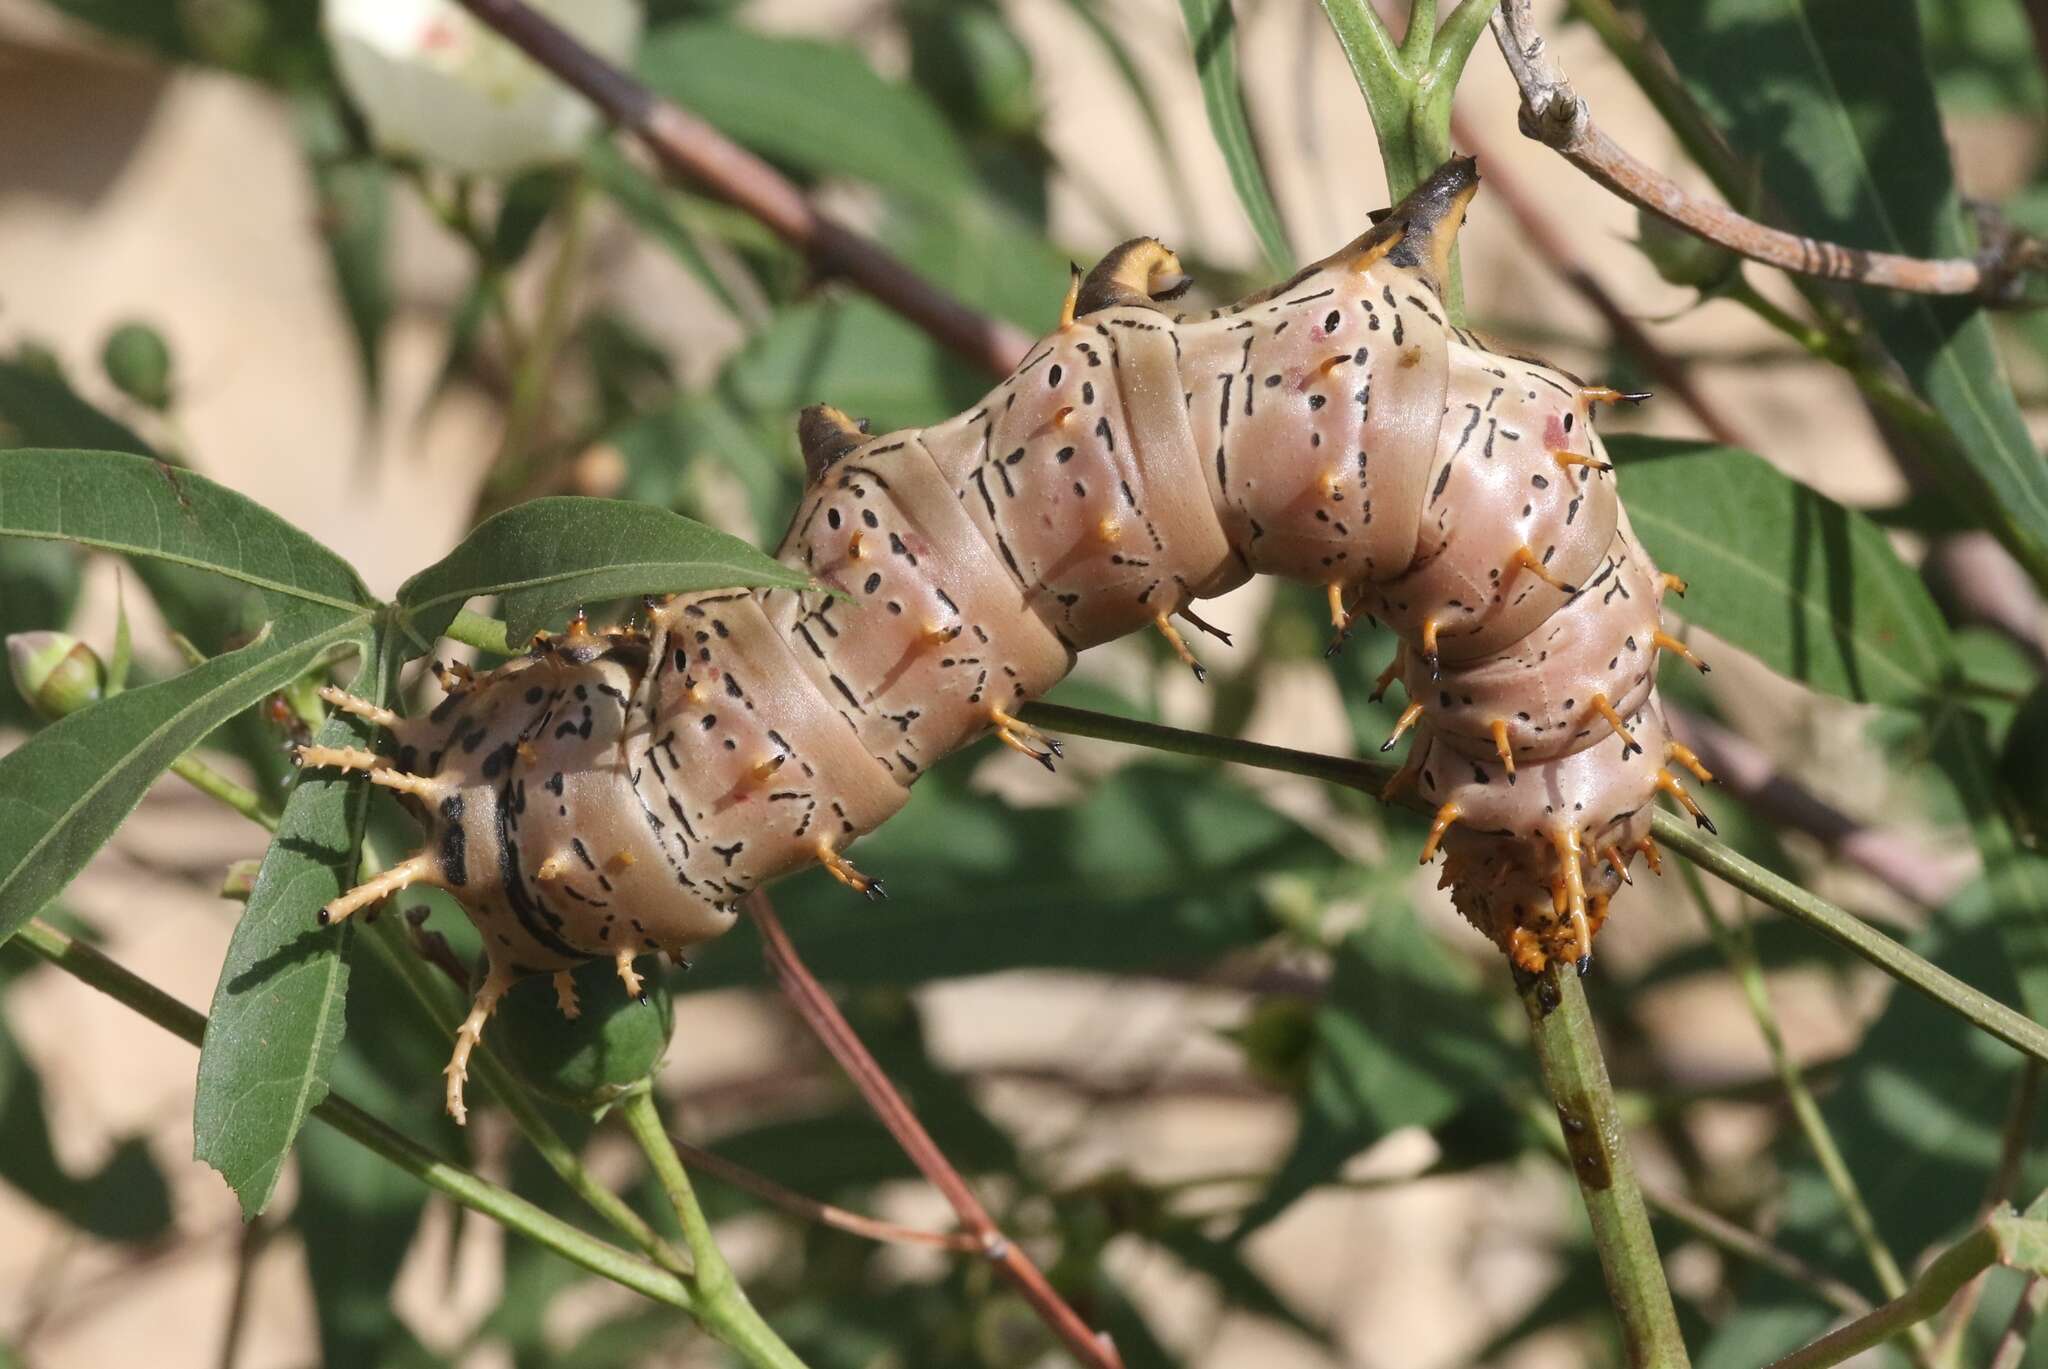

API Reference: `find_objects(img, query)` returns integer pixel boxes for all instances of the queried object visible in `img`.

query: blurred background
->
[2,0,2046,1364]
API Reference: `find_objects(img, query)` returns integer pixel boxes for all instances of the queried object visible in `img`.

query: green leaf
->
[636,20,977,205]
[1057,0,1207,242]
[683,765,1327,990]
[1611,437,1953,705]
[0,449,373,614]
[394,495,813,647]
[1177,0,1292,275]
[1634,0,2048,592]
[721,297,988,433]
[194,623,405,1219]
[1235,901,1521,1233]
[0,947,173,1241]
[0,611,365,942]
[0,364,152,455]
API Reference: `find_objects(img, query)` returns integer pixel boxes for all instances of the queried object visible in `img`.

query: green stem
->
[440,615,2048,1070]
[169,755,279,832]
[1650,810,2048,1068]
[12,917,697,1314]
[1766,1227,2004,1369]
[1521,965,1690,1365]
[355,913,691,1280]
[1678,863,1931,1362]
[619,1092,808,1369]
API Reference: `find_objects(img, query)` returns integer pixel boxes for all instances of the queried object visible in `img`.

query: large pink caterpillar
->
[300,159,1714,1120]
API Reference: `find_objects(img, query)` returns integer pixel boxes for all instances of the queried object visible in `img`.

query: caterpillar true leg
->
[1489,720,1516,781]
[614,951,645,1001]
[989,706,1061,770]
[444,959,516,1126]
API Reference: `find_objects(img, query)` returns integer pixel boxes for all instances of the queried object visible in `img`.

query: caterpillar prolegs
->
[300,158,1715,1121]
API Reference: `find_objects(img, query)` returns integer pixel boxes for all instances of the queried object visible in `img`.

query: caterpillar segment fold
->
[299,156,1709,1118]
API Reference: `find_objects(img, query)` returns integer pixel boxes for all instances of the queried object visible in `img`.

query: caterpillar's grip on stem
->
[298,157,1708,1119]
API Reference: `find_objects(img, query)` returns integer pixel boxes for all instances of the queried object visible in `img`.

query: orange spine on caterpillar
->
[298,158,1710,1121]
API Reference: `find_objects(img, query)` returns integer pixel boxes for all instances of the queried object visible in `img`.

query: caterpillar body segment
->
[300,157,1707,1118]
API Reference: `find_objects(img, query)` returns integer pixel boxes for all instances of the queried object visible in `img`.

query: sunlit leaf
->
[1613,438,1953,706]
[1177,0,1292,274]
[395,495,812,647]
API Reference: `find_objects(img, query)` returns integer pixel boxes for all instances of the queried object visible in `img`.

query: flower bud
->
[7,631,106,721]
[101,323,175,411]
[1635,208,1740,292]
[323,0,643,178]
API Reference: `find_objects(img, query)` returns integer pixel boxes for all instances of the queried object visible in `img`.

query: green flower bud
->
[7,631,106,720]
[496,957,676,1112]
[1635,209,1740,292]
[101,322,175,411]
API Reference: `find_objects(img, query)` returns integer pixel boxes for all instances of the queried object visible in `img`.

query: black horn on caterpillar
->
[1381,154,1481,298]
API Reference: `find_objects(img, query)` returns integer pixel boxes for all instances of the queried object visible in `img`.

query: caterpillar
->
[298,158,1715,1121]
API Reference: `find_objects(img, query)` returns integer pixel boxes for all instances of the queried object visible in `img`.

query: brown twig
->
[1448,110,1745,447]
[1487,0,2041,304]
[669,1133,981,1254]
[450,0,1035,377]
[744,891,1123,1369]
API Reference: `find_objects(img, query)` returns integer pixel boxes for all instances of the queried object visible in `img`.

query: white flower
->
[324,0,642,177]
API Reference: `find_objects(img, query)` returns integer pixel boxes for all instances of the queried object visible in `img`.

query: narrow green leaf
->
[194,619,403,1218]
[0,449,373,614]
[0,612,366,941]
[1178,0,1293,275]
[0,363,152,455]
[721,297,987,432]
[395,495,813,647]
[1612,438,1953,705]
[636,20,977,204]
[1634,0,2048,590]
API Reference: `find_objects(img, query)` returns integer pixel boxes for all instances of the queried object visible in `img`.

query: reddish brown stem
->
[451,0,1035,376]
[744,891,1122,1369]
[1488,0,2042,304]
[668,1133,982,1254]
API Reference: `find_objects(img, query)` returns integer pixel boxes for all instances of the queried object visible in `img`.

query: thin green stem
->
[446,607,514,657]
[619,1092,807,1369]
[1399,0,1438,68]
[439,616,2048,1070]
[355,913,691,1279]
[1678,863,1930,1361]
[1651,810,2048,1069]
[1766,1228,2004,1369]
[12,917,697,1313]
[1520,965,1690,1365]
[169,755,279,832]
